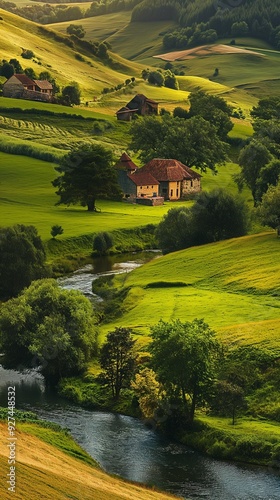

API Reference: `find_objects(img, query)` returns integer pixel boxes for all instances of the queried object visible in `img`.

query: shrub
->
[21,49,35,59]
[93,232,113,255]
[51,225,64,238]
[235,437,272,460]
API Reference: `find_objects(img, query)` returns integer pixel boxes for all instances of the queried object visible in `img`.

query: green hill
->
[102,232,280,353]
[0,8,143,100]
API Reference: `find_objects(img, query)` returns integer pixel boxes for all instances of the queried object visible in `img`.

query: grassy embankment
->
[100,232,280,349]
[59,230,280,466]
[0,415,178,500]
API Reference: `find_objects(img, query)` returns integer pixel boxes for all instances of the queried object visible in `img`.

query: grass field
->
[0,421,177,500]
[0,149,249,241]
[101,233,280,353]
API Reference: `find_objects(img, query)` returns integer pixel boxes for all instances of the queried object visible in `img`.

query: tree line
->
[131,0,280,51]
[0,0,141,24]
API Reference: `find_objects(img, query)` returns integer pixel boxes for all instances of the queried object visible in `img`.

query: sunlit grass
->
[200,414,280,441]
[0,149,245,240]
[101,233,280,352]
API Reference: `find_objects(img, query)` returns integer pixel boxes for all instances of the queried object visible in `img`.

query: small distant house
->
[3,74,53,102]
[140,159,202,200]
[116,94,158,121]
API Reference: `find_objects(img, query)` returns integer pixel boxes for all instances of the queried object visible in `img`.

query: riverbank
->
[46,224,157,275]
[0,412,179,500]
[58,375,280,470]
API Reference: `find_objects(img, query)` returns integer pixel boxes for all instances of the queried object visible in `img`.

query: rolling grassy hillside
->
[46,8,280,113]
[0,421,177,500]
[0,8,144,100]
[101,232,280,353]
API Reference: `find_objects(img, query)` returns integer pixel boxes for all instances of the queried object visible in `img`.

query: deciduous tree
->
[155,190,250,253]
[0,224,49,299]
[257,183,280,236]
[235,140,272,204]
[129,115,228,173]
[149,319,220,424]
[100,327,136,399]
[52,143,121,211]
[0,279,98,384]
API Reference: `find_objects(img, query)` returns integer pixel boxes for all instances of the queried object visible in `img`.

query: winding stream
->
[0,253,279,499]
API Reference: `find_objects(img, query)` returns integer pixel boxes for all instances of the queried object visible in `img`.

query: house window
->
[190,180,193,187]
[140,186,142,189]
[170,189,173,196]
[147,186,149,188]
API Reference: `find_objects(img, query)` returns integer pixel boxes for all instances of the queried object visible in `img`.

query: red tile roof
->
[140,159,201,182]
[34,79,53,90]
[115,152,138,171]
[13,74,35,86]
[127,171,159,186]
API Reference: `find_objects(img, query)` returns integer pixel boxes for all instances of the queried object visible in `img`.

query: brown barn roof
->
[34,79,53,90]
[127,94,158,110]
[128,171,159,186]
[116,106,135,115]
[115,152,138,171]
[12,74,35,86]
[141,159,201,182]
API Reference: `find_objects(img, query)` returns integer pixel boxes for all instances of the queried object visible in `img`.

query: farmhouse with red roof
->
[141,158,201,200]
[3,74,53,102]
[115,154,201,204]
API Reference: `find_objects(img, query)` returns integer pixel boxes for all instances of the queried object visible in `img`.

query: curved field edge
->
[100,232,280,353]
[0,419,178,500]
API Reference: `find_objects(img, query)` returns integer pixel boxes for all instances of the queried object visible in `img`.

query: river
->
[0,253,279,499]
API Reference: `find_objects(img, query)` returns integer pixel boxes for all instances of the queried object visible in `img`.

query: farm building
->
[140,159,202,200]
[115,153,201,203]
[116,94,158,121]
[3,74,53,102]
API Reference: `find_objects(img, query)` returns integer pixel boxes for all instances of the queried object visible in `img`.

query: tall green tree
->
[211,380,246,425]
[130,114,228,172]
[100,327,136,399]
[0,224,49,299]
[251,97,280,120]
[149,319,220,424]
[257,183,280,236]
[52,143,121,211]
[189,189,250,245]
[235,140,272,204]
[0,279,98,384]
[61,81,81,105]
[188,90,233,140]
